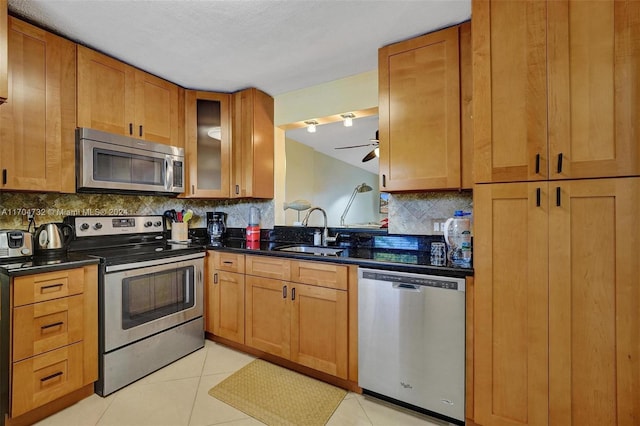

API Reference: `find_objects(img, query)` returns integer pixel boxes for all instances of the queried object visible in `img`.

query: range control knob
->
[154,221,162,227]
[80,223,90,231]
[93,223,103,230]
[21,248,31,255]
[144,221,153,228]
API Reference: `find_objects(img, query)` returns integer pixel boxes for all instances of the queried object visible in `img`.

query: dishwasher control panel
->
[360,270,464,291]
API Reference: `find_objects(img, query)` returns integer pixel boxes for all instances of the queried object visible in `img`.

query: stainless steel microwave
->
[76,128,185,195]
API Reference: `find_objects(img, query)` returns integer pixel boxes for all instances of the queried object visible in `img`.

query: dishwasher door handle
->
[392,283,421,292]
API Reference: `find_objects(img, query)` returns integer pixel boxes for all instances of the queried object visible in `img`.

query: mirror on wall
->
[282,115,385,228]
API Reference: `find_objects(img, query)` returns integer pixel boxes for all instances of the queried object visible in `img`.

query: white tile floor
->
[34,340,451,426]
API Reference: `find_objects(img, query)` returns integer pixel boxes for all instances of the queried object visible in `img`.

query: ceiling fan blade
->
[362,149,378,162]
[334,143,376,150]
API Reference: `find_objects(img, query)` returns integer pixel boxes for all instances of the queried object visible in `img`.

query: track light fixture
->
[304,120,318,133]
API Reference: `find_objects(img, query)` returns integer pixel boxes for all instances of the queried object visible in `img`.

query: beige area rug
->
[208,359,347,425]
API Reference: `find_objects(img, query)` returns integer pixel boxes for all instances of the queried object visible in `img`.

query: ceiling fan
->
[335,130,379,162]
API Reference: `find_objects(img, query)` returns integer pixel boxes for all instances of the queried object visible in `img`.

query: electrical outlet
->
[433,222,440,232]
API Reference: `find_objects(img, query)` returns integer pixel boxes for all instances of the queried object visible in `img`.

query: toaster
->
[0,230,33,258]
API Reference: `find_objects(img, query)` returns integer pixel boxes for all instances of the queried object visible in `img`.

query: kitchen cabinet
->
[231,88,274,198]
[206,251,245,344]
[77,45,181,147]
[183,90,231,198]
[378,21,471,191]
[0,0,7,103]
[473,178,640,426]
[6,265,98,422]
[244,256,349,379]
[473,0,640,183]
[0,17,76,192]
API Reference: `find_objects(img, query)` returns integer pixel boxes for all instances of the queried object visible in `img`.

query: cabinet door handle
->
[382,174,386,188]
[191,185,195,195]
[41,321,64,330]
[129,123,133,135]
[40,371,63,382]
[282,285,287,299]
[213,273,218,284]
[536,188,541,207]
[291,287,296,301]
[556,187,561,206]
[2,169,6,185]
[535,154,540,174]
[40,283,64,292]
[557,153,563,173]
[139,125,143,137]
[235,185,240,195]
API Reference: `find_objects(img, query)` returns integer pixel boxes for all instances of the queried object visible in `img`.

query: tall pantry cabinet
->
[471,1,640,426]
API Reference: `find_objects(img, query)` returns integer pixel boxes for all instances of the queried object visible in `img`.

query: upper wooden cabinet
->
[473,0,640,183]
[231,88,274,199]
[77,45,180,147]
[183,90,231,198]
[378,22,472,192]
[0,0,7,103]
[0,17,76,192]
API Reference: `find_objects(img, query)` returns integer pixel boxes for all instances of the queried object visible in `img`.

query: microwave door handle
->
[165,157,173,191]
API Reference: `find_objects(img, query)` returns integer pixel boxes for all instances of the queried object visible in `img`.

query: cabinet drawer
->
[213,252,245,273]
[12,342,84,417]
[13,268,84,306]
[13,295,84,362]
[246,256,291,280]
[290,261,348,290]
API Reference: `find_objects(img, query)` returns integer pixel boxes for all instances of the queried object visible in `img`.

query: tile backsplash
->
[388,191,473,235]
[0,192,274,230]
[1,190,471,237]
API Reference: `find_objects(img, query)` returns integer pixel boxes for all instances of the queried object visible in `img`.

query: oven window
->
[94,148,164,186]
[121,266,195,330]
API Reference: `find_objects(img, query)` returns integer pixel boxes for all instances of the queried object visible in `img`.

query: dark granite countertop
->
[204,226,473,279]
[0,253,100,277]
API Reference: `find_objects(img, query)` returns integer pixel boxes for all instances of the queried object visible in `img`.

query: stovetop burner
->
[64,215,205,266]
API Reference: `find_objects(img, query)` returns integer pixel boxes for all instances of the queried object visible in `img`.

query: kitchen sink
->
[274,245,344,256]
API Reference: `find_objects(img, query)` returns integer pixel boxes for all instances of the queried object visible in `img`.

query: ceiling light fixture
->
[341,113,355,127]
[304,120,318,133]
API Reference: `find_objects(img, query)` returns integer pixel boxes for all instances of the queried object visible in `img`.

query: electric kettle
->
[33,223,74,256]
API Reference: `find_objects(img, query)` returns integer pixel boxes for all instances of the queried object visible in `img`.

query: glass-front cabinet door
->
[183,90,230,197]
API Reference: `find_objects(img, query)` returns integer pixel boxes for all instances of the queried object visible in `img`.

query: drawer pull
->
[40,371,63,383]
[41,321,64,330]
[223,261,233,265]
[40,283,64,292]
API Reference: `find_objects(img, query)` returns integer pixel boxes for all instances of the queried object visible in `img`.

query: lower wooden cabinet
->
[208,253,351,381]
[7,264,98,422]
[206,252,245,343]
[244,257,349,379]
[473,178,640,426]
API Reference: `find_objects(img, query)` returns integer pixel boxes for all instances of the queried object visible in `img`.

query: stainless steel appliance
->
[76,128,185,195]
[66,215,205,396]
[33,222,73,256]
[0,230,33,258]
[358,268,466,425]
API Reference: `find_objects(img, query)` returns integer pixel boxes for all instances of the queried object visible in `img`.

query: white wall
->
[284,138,380,227]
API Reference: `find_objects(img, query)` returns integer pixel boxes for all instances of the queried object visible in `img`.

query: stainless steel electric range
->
[65,215,206,396]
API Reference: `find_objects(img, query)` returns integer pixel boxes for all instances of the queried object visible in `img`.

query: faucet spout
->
[302,207,328,245]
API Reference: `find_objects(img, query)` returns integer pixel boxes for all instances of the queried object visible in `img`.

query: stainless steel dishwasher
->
[358,268,466,425]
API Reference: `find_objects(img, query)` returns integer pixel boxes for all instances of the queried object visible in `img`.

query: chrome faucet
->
[302,207,337,246]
